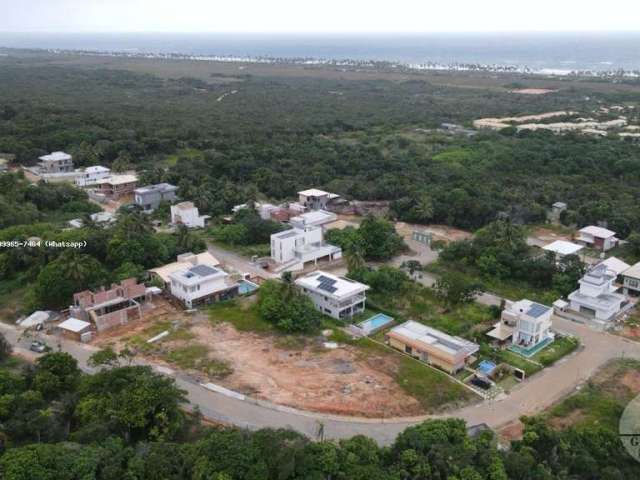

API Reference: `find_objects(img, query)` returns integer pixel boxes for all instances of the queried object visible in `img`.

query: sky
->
[1,0,639,33]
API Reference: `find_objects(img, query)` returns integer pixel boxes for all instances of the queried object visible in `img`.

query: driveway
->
[3,313,638,446]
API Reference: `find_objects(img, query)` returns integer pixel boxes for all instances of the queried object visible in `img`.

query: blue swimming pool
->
[477,360,497,376]
[358,313,394,335]
[238,279,259,295]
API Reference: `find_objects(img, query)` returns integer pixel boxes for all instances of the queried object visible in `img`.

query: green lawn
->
[532,335,580,366]
[165,344,233,378]
[544,359,640,432]
[208,298,274,333]
[395,355,477,412]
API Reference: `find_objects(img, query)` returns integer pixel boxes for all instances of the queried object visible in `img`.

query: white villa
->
[75,166,111,187]
[298,188,340,211]
[578,225,618,251]
[270,224,341,272]
[295,270,368,320]
[567,264,627,321]
[488,299,554,349]
[171,201,210,228]
[169,264,238,308]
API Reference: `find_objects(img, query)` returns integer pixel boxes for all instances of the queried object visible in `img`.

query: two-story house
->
[134,183,178,212]
[578,225,618,251]
[297,188,341,211]
[295,270,368,320]
[75,166,111,187]
[270,225,341,271]
[623,262,640,296]
[38,151,74,173]
[169,264,238,308]
[170,201,210,228]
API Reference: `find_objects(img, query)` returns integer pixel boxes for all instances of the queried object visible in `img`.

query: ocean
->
[0,32,639,72]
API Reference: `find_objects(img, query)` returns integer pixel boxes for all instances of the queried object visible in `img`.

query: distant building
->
[386,320,479,374]
[567,264,627,321]
[295,270,368,320]
[578,226,618,251]
[75,166,111,187]
[623,262,640,296]
[542,240,583,262]
[597,256,630,279]
[289,210,337,229]
[57,318,92,342]
[170,201,210,228]
[96,174,138,199]
[169,264,238,309]
[71,278,151,332]
[134,183,178,212]
[298,188,341,211]
[38,151,73,174]
[549,202,567,222]
[270,224,341,271]
[488,299,554,350]
[149,251,220,287]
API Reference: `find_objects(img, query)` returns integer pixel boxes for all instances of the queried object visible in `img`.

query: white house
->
[169,264,238,308]
[289,210,337,229]
[75,166,111,187]
[149,251,220,287]
[542,240,583,262]
[623,262,640,296]
[568,264,627,321]
[578,226,618,251]
[298,188,340,211]
[270,225,341,271]
[171,201,210,228]
[506,300,553,349]
[295,270,368,320]
[597,256,630,278]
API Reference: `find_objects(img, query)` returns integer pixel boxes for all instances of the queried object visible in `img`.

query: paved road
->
[3,314,638,446]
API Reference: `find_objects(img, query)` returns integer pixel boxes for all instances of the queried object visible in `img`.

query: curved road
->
[2,315,639,446]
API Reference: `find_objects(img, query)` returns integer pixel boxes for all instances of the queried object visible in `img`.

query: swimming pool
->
[357,313,394,335]
[477,360,497,376]
[238,279,259,295]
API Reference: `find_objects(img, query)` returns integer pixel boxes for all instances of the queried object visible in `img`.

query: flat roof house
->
[578,225,618,251]
[270,224,342,272]
[623,262,640,296]
[96,174,138,200]
[386,320,479,374]
[289,210,337,229]
[134,183,178,212]
[149,251,220,286]
[298,188,341,211]
[169,264,238,309]
[542,240,583,261]
[295,270,368,320]
[71,278,149,332]
[75,166,111,187]
[38,151,74,174]
[171,201,210,228]
[567,264,627,322]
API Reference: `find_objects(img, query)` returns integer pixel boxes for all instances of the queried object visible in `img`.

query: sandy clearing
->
[192,322,424,417]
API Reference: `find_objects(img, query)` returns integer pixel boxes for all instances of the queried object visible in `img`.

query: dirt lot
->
[395,222,472,244]
[190,322,423,417]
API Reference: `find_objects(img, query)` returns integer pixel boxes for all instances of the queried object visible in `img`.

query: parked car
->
[29,340,48,353]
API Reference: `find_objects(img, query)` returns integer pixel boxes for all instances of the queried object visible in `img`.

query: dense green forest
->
[1,52,639,233]
[1,348,639,480]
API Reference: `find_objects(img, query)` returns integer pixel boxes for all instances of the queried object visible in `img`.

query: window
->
[405,345,413,355]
